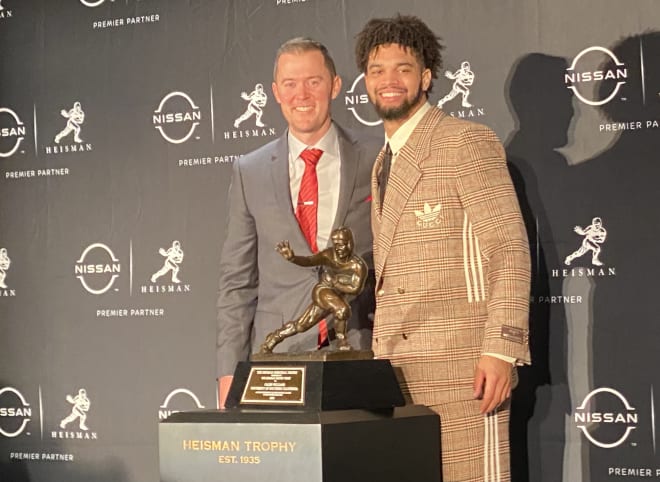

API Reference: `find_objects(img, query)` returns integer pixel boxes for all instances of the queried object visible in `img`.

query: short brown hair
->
[273,37,337,80]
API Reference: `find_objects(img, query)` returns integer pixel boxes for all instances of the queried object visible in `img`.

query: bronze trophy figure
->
[259,227,368,353]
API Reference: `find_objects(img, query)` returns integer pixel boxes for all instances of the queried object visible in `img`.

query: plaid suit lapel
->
[375,153,422,279]
[371,147,387,218]
[375,107,446,280]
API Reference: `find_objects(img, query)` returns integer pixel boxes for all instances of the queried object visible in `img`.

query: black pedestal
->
[226,359,405,410]
[159,359,442,482]
[159,405,441,482]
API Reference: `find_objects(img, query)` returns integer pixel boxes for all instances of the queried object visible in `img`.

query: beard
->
[371,83,426,121]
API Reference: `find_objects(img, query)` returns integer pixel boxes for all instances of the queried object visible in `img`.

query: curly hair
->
[355,14,444,93]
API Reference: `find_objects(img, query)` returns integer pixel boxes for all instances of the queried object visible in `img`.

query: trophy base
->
[225,358,404,411]
[251,349,374,362]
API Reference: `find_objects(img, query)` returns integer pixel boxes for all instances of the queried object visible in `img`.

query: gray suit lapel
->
[332,125,359,231]
[270,133,312,254]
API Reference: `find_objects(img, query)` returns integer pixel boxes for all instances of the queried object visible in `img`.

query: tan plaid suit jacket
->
[371,106,531,407]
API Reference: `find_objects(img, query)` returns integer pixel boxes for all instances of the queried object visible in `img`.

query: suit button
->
[397,287,405,294]
[402,333,408,340]
[377,289,385,296]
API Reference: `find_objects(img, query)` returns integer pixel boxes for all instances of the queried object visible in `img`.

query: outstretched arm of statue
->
[275,241,326,267]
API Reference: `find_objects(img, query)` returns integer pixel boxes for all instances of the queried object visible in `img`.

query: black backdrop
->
[1,1,659,481]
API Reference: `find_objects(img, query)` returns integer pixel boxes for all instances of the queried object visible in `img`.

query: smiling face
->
[272,49,341,145]
[364,43,431,136]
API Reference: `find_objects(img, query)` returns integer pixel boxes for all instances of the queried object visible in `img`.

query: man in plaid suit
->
[355,15,531,482]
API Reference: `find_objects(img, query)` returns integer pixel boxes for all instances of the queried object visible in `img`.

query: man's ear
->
[421,68,432,92]
[272,82,282,104]
[331,75,342,100]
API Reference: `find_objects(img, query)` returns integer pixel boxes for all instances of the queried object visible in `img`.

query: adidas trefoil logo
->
[415,202,442,227]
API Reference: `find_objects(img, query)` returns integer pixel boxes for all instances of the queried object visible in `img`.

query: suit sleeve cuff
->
[483,352,517,365]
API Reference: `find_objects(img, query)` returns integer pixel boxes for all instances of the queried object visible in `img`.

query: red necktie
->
[296,148,322,252]
[295,148,328,346]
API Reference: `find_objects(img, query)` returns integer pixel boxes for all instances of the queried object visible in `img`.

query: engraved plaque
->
[240,366,306,405]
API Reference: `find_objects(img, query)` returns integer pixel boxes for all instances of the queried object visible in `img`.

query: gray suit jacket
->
[216,123,381,378]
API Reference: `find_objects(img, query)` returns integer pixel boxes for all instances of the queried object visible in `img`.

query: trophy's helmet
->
[331,226,354,252]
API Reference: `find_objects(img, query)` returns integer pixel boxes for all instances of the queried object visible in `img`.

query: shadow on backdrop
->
[505,52,575,482]
[572,30,660,478]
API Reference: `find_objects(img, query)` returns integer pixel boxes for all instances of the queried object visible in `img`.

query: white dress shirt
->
[287,123,341,250]
[385,101,432,163]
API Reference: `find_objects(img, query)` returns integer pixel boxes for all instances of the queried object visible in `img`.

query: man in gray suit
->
[216,37,380,407]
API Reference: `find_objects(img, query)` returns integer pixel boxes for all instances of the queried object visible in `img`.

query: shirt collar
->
[386,102,432,155]
[288,123,339,162]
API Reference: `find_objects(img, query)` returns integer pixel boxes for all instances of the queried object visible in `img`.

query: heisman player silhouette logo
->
[564,217,607,266]
[151,240,184,284]
[54,102,85,144]
[438,61,475,109]
[60,388,91,431]
[0,248,10,289]
[234,83,267,128]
